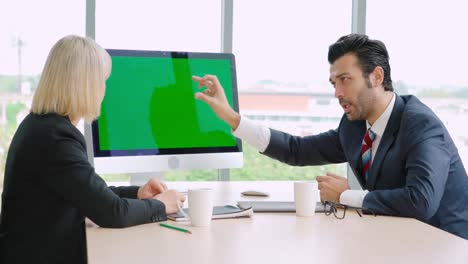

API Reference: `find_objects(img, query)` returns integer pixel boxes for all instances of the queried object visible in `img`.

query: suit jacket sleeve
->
[109,186,139,199]
[262,128,347,166]
[41,127,167,228]
[363,115,450,221]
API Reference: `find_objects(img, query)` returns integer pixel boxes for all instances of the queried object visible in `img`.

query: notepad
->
[236,201,329,212]
[168,205,254,222]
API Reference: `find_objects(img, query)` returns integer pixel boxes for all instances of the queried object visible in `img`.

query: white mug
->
[188,188,214,227]
[294,181,318,217]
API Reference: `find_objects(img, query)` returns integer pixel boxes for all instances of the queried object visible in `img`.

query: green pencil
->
[159,223,192,234]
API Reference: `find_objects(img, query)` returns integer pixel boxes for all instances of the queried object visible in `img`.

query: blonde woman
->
[0,35,185,263]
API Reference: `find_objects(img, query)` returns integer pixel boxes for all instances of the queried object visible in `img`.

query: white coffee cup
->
[294,181,319,217]
[188,188,214,227]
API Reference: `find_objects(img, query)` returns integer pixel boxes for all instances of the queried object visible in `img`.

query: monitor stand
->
[130,169,231,185]
[129,172,165,186]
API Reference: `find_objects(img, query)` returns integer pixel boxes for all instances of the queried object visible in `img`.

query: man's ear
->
[370,66,384,88]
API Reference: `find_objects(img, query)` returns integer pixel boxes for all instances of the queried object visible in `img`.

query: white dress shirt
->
[340,93,396,207]
[233,93,397,207]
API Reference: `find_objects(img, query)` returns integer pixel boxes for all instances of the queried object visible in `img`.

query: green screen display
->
[95,51,238,154]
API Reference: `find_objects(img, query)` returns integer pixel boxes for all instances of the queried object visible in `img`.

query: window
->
[6,1,463,184]
[96,0,220,52]
[230,1,352,180]
[0,0,85,188]
[367,0,468,167]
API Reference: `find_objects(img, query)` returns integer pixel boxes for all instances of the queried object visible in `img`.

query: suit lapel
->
[366,96,404,190]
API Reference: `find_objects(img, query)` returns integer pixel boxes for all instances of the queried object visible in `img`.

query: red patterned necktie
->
[361,129,376,180]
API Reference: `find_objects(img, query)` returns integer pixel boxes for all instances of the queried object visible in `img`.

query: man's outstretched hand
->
[193,74,241,130]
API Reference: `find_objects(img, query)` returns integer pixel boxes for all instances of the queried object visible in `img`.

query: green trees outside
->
[1,76,468,186]
[0,101,27,186]
[6,102,26,126]
[0,125,13,186]
[0,125,347,188]
[165,143,346,181]
[0,75,39,93]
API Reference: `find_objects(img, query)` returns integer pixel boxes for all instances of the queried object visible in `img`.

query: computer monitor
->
[84,49,243,174]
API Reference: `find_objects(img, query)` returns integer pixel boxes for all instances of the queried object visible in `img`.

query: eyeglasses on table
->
[322,201,377,219]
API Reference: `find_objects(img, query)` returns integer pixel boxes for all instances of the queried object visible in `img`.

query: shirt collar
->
[366,93,396,138]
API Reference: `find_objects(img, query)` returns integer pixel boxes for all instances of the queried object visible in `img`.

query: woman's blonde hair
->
[31,35,111,122]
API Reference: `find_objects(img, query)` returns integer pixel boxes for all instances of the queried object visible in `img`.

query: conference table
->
[86,181,468,264]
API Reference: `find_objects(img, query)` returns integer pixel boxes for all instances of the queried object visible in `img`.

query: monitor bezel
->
[89,49,242,165]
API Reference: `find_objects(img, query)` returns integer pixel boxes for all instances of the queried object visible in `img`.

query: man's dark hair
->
[328,34,393,91]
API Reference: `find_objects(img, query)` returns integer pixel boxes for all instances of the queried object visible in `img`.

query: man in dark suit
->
[192,34,468,239]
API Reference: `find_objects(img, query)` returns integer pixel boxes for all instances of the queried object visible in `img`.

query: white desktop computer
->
[84,49,243,174]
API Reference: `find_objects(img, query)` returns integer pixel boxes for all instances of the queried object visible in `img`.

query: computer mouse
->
[241,190,270,197]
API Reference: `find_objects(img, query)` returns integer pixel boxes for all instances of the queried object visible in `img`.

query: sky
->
[1,0,467,89]
[366,0,468,87]
[0,0,85,75]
